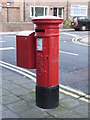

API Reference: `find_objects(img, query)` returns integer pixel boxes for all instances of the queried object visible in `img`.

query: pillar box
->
[32,16,64,109]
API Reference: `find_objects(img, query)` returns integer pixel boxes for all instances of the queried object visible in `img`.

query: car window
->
[85,17,88,20]
[78,17,86,20]
[88,16,90,21]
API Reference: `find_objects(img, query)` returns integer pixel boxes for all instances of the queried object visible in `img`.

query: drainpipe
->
[66,0,69,20]
[24,0,25,21]
[7,7,9,22]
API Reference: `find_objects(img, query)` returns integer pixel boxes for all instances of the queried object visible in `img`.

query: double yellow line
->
[0,60,90,103]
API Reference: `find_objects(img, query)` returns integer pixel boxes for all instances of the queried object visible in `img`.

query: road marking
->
[0,47,15,51]
[64,41,67,42]
[60,84,86,96]
[85,95,90,99]
[79,97,90,103]
[59,50,79,56]
[72,36,90,47]
[61,32,78,37]
[0,60,36,77]
[59,88,80,99]
[0,41,5,43]
[59,88,90,103]
[0,60,90,103]
[0,63,36,82]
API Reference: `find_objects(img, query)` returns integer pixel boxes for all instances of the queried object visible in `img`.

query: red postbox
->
[16,31,36,69]
[32,16,64,109]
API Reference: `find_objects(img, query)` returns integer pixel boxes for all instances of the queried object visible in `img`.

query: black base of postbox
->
[36,85,59,109]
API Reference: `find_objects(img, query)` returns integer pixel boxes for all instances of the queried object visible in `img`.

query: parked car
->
[70,16,90,31]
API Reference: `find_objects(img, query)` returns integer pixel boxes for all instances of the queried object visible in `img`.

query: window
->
[45,7,48,16]
[7,0,14,2]
[53,8,57,16]
[0,3,2,12]
[35,7,44,16]
[71,5,87,16]
[59,8,62,18]
[53,8,63,18]
[30,6,48,17]
[0,6,1,9]
[31,7,34,17]
[7,3,10,7]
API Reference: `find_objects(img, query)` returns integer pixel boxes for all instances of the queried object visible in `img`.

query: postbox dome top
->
[32,16,64,24]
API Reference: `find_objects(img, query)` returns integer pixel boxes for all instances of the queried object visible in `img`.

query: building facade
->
[1,0,90,32]
[13,0,89,22]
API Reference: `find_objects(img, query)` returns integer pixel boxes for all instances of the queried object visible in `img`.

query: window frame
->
[30,6,49,17]
[71,5,88,17]
[53,7,63,18]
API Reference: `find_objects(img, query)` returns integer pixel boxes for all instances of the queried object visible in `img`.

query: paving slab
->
[2,94,20,105]
[59,96,85,109]
[2,105,8,111]
[2,109,21,118]
[21,108,48,118]
[7,100,33,116]
[2,89,11,96]
[0,112,2,120]
[2,71,14,77]
[0,102,2,112]
[44,104,76,118]
[0,77,2,84]
[10,77,34,85]
[17,93,35,104]
[20,82,36,92]
[9,87,30,96]
[68,112,88,118]
[2,82,23,91]
[59,93,67,100]
[42,95,88,118]
[4,75,25,82]
[0,85,2,97]
[0,70,2,77]
[2,78,12,84]
[1,67,89,118]
[73,104,88,118]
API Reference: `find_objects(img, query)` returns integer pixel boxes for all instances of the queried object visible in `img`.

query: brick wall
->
[8,7,20,22]
[2,22,34,32]
[1,7,20,23]
[1,7,7,22]
[1,6,34,32]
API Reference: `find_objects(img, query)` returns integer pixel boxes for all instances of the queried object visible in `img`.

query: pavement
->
[0,66,89,119]
[0,29,75,35]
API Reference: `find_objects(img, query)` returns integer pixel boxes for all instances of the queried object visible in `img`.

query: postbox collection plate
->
[37,38,43,51]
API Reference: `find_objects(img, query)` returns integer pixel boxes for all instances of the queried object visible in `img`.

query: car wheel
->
[81,26,86,31]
